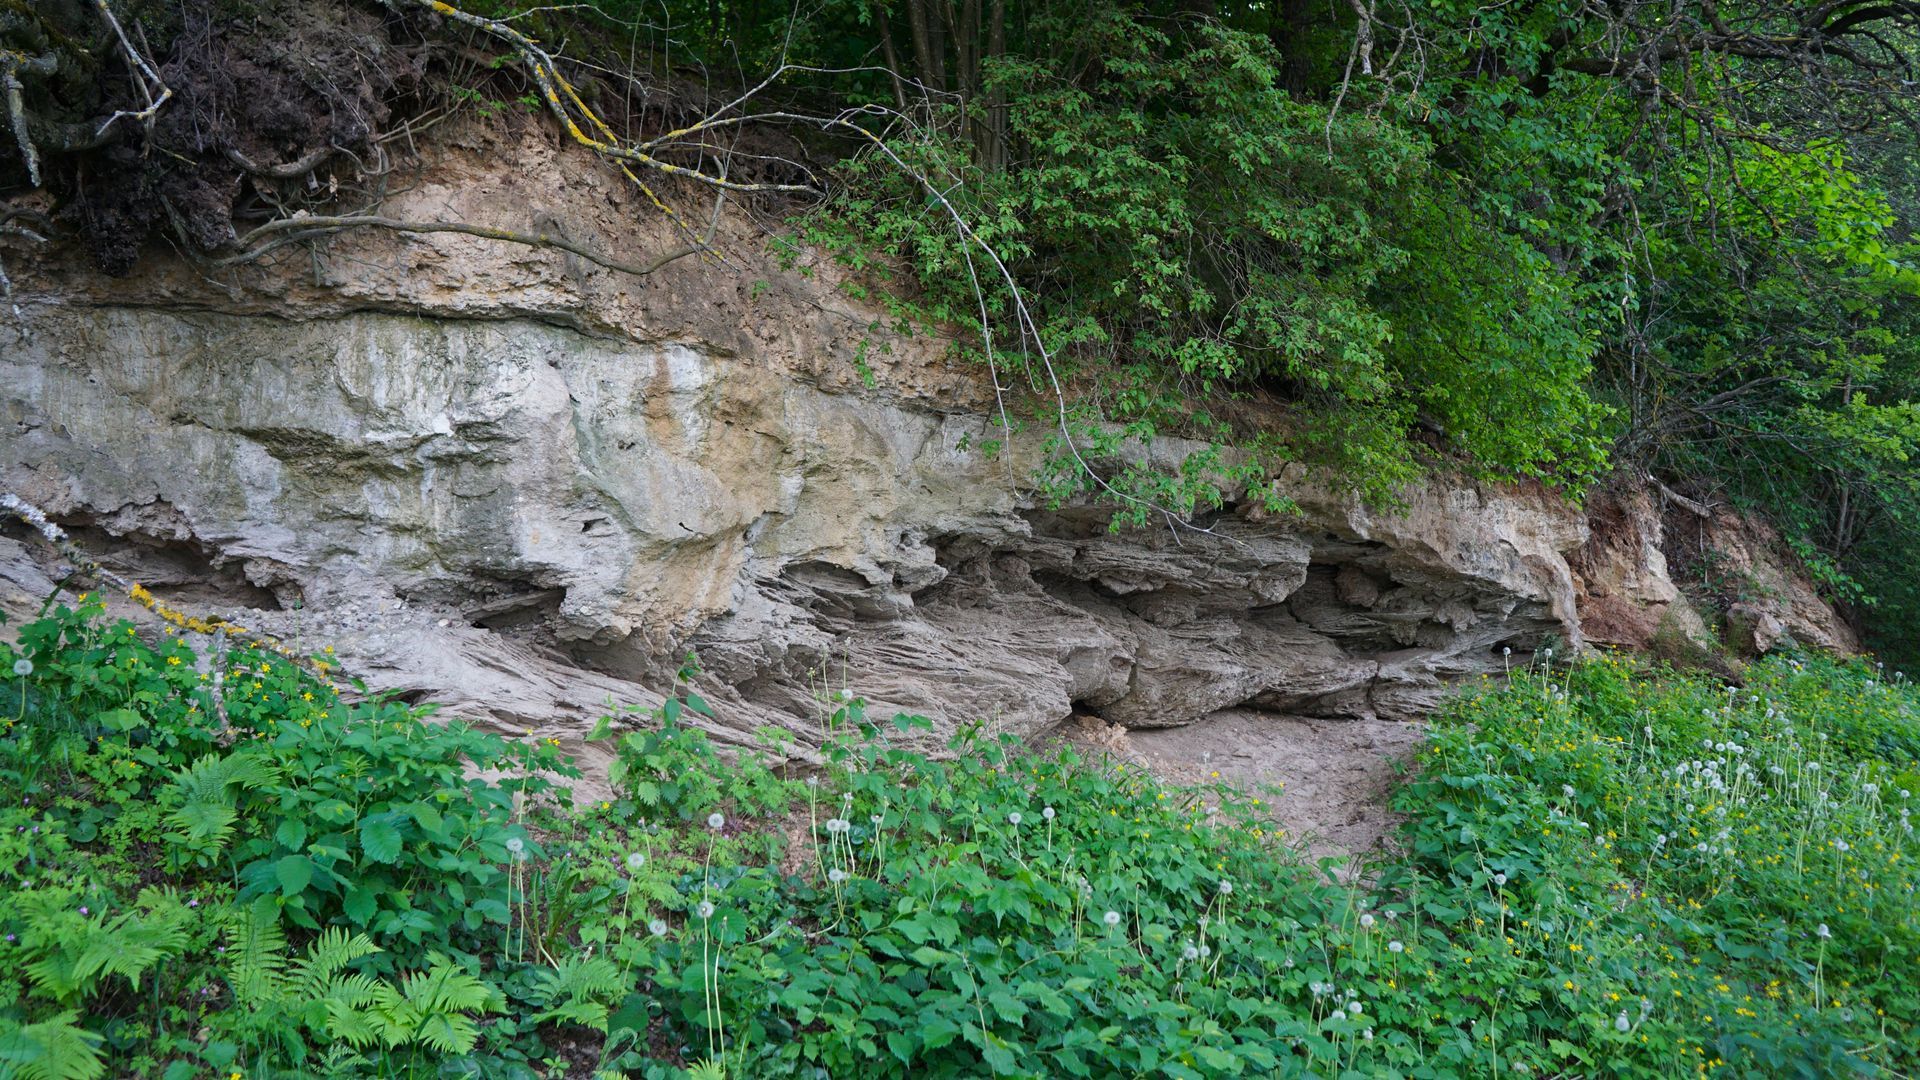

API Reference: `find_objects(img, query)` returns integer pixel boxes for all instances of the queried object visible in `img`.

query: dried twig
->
[218,212,712,277]
[88,0,173,139]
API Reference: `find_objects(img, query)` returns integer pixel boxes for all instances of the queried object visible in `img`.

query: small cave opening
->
[57,521,292,612]
[464,587,566,631]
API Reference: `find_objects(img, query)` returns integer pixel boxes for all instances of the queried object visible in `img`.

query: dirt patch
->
[1054,710,1426,868]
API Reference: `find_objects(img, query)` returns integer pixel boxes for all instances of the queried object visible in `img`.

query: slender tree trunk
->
[905,0,947,91]
[957,0,980,100]
[874,1,910,111]
[1835,371,1856,554]
[982,0,1007,171]
[1276,0,1313,96]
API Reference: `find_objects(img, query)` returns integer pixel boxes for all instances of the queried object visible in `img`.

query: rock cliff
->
[0,123,1854,778]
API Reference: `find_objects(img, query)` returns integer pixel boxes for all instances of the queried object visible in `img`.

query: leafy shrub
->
[4,602,1917,1078]
[810,10,1611,519]
[1392,653,1920,1076]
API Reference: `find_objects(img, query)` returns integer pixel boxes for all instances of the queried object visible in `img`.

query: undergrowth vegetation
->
[3,602,1917,1078]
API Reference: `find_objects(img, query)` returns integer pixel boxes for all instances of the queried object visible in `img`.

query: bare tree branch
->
[88,0,174,139]
[217,212,712,277]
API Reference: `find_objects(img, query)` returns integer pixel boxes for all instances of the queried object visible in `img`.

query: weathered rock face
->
[1570,486,1859,657]
[0,126,1854,779]
[0,295,1588,770]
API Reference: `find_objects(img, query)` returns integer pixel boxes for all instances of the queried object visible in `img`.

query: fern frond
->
[529,956,626,1029]
[22,953,84,1004]
[225,900,288,1008]
[400,962,493,1016]
[287,927,381,1003]
[72,909,191,992]
[0,1011,107,1080]
[411,1012,480,1056]
[164,750,281,854]
[322,997,382,1050]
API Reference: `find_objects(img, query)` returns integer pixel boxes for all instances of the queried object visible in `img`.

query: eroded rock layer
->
[0,130,1853,778]
[1,295,1596,769]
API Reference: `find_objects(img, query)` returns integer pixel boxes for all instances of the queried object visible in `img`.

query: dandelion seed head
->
[707,813,726,830]
[696,901,715,920]
[11,658,30,677]
[1102,910,1121,927]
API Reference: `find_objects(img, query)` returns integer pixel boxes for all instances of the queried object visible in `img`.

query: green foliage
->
[524,955,626,1028]
[6,604,1919,1077]
[0,1012,106,1080]
[0,602,569,1077]
[15,887,193,1004]
[810,9,1612,517]
[1393,652,1920,1076]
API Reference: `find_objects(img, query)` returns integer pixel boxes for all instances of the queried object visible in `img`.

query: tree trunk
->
[874,1,910,111]
[904,0,947,91]
[1276,0,1313,96]
[981,0,1007,171]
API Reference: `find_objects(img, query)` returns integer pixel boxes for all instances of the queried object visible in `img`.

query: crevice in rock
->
[464,587,566,630]
[55,516,294,612]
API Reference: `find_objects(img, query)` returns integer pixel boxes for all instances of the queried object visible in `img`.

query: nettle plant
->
[568,700,1419,1079]
[159,685,572,957]
[6,596,1920,1078]
[0,601,574,1076]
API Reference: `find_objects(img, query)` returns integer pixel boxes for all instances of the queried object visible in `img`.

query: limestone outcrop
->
[0,123,1856,779]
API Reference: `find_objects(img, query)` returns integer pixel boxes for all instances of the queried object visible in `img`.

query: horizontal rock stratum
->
[0,122,1851,781]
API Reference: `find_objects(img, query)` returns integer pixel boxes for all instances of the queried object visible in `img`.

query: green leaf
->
[608,992,651,1037]
[275,854,313,896]
[343,885,378,926]
[922,1015,961,1051]
[886,1030,917,1064]
[404,802,444,836]
[275,818,308,851]
[360,819,404,864]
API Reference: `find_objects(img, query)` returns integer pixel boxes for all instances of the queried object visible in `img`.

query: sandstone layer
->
[0,123,1854,780]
